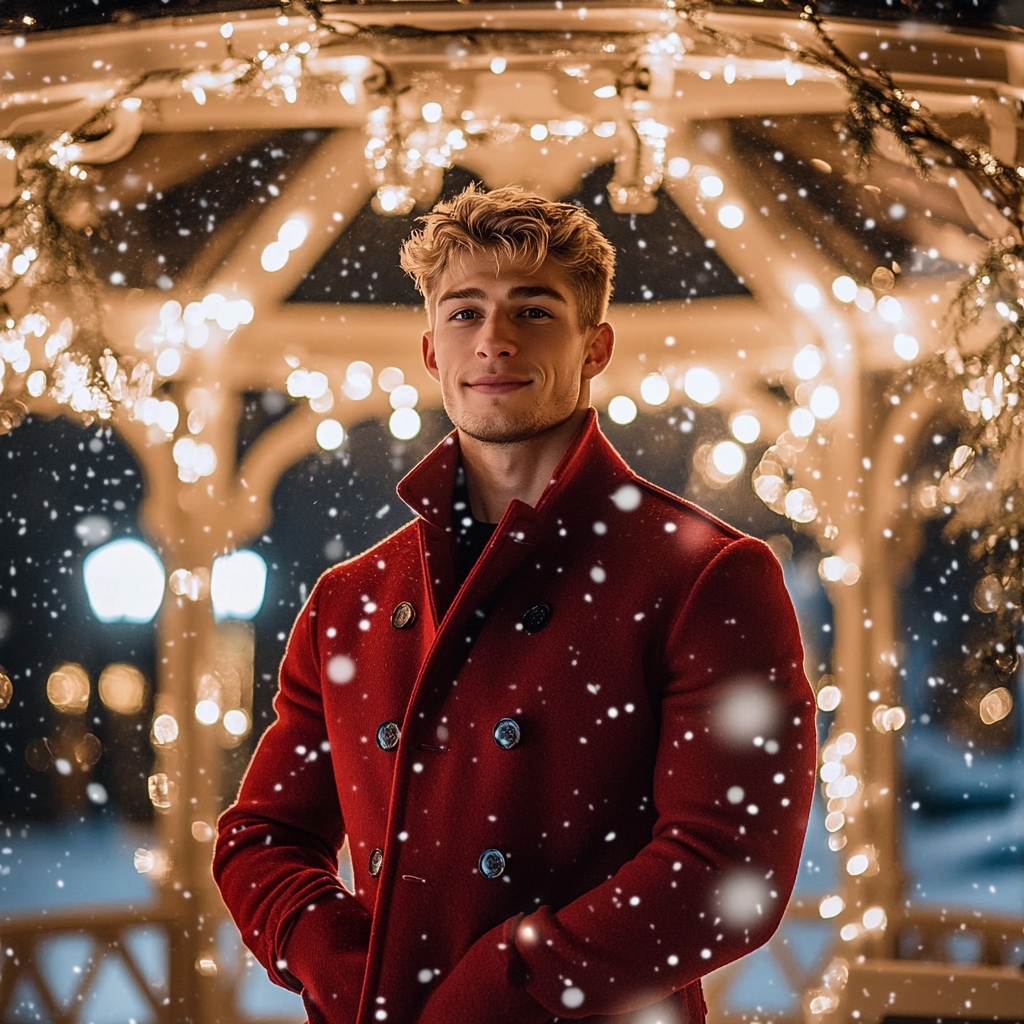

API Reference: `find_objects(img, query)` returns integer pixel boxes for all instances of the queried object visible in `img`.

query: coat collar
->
[396,408,633,539]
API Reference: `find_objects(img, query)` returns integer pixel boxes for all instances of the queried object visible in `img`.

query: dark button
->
[521,603,552,633]
[369,848,383,877]
[493,718,521,750]
[478,848,506,879]
[376,721,401,751]
[392,602,417,630]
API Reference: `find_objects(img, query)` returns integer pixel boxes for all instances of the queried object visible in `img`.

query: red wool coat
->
[214,410,817,1024]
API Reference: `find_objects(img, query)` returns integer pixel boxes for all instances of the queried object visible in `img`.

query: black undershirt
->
[452,465,497,587]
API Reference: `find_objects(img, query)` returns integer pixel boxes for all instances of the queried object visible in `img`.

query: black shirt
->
[452,464,497,587]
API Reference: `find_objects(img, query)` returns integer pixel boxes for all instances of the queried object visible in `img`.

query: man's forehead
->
[434,254,571,302]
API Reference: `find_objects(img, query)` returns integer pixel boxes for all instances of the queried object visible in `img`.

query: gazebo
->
[1,2,1022,1021]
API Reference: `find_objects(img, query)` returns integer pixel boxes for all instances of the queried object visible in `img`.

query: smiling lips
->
[467,375,531,395]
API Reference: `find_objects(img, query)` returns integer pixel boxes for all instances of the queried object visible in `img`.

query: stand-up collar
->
[396,408,633,536]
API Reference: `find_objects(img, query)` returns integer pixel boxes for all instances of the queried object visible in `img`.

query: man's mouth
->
[466,376,531,395]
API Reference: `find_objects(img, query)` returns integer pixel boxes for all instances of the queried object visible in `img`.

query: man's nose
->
[475,315,516,359]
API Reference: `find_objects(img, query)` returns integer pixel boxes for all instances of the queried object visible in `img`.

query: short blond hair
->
[399,184,616,329]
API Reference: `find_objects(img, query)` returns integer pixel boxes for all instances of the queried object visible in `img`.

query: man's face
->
[421,250,613,445]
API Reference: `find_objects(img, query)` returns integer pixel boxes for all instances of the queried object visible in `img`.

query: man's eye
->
[450,309,478,320]
[522,308,551,319]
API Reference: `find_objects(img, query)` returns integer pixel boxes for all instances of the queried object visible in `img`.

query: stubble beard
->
[443,377,581,447]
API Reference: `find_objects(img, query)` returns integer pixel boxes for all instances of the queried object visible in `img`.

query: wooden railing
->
[0,907,302,1024]
[3,900,1021,1024]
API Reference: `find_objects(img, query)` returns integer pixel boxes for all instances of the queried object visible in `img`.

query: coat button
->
[493,718,521,749]
[392,602,417,630]
[376,721,401,750]
[520,603,551,633]
[369,848,383,877]
[478,848,506,879]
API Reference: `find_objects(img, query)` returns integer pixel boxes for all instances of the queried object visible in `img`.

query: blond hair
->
[399,184,615,328]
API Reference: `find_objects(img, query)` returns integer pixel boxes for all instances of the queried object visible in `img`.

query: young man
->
[215,186,816,1024]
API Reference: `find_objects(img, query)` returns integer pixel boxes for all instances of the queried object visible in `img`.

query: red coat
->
[214,410,816,1024]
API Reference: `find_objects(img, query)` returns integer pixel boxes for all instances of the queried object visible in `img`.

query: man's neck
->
[458,408,589,523]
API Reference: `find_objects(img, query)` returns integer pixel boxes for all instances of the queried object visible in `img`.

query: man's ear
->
[422,330,440,383]
[581,322,614,381]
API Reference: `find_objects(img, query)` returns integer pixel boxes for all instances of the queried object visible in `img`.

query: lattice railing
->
[0,907,302,1024]
[3,900,1021,1024]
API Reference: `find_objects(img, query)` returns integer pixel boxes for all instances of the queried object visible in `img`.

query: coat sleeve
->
[213,575,371,1024]
[415,536,817,1023]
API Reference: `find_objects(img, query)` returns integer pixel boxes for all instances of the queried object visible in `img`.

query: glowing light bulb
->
[788,407,816,437]
[730,413,760,444]
[794,283,821,310]
[210,550,267,621]
[893,333,919,360]
[607,396,637,424]
[877,295,903,324]
[223,709,250,737]
[316,419,345,451]
[195,700,220,725]
[83,539,165,623]
[260,241,289,272]
[818,894,844,919]
[792,344,825,380]
[377,366,404,393]
[667,157,690,178]
[683,367,720,405]
[846,853,869,876]
[717,204,743,229]
[389,384,418,410]
[832,275,857,303]
[710,440,744,479]
[698,174,724,198]
[809,384,840,419]
[390,407,421,440]
[817,685,841,712]
[278,218,307,251]
[639,373,670,405]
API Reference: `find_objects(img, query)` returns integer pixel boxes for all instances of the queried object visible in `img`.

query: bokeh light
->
[211,550,267,621]
[683,367,721,405]
[639,373,670,405]
[47,663,90,714]
[83,538,165,624]
[607,395,638,424]
[98,663,147,715]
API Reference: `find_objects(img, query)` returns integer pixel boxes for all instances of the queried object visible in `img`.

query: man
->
[214,185,816,1024]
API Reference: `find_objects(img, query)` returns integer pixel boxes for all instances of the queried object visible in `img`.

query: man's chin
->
[450,406,577,446]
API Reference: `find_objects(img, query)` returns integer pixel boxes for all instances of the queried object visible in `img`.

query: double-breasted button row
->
[369,848,383,877]
[379,719,521,751]
[478,848,506,879]
[376,721,401,750]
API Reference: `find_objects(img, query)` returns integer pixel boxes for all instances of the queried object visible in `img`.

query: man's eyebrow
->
[506,285,568,304]
[437,287,487,305]
[436,284,569,306]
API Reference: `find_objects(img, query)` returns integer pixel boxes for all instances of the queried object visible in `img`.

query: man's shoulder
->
[630,472,748,546]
